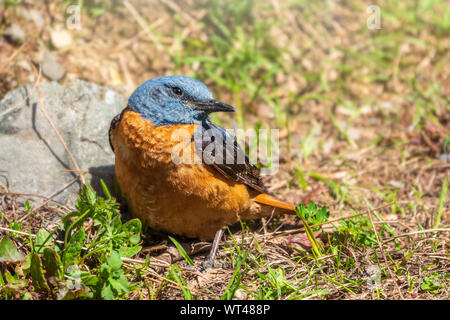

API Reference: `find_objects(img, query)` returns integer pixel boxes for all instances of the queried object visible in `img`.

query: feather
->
[199,120,269,194]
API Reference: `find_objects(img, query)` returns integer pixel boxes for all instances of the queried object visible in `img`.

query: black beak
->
[192,99,235,113]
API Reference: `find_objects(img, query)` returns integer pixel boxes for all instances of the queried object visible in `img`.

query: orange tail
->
[253,193,297,214]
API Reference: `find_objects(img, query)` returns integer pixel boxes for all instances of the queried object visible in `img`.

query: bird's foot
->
[200,257,225,270]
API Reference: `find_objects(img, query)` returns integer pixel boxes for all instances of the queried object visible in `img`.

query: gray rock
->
[436,153,450,163]
[0,80,126,204]
[42,52,66,81]
[4,24,26,45]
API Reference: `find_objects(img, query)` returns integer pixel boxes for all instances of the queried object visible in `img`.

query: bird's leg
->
[201,228,225,269]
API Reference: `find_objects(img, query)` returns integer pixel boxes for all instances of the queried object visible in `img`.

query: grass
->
[2,189,421,300]
[2,191,448,300]
[434,178,448,229]
[1,184,142,299]
[171,0,286,128]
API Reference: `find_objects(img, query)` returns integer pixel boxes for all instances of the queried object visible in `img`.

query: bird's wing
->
[197,120,269,194]
[109,107,130,152]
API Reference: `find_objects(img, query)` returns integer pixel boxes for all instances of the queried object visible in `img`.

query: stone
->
[22,9,44,29]
[0,80,126,204]
[4,24,26,45]
[50,29,73,49]
[42,52,66,81]
[436,153,450,163]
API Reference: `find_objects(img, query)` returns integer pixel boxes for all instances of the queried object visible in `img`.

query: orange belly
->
[111,110,255,240]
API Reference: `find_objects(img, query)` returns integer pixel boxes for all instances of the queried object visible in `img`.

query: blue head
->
[127,75,235,126]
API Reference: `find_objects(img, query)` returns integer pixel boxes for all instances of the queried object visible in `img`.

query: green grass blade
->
[169,236,194,266]
[434,178,448,229]
[295,205,323,259]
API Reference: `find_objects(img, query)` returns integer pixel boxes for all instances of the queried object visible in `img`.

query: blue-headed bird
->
[109,76,298,264]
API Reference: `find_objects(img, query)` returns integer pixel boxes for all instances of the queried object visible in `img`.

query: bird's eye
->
[172,87,183,96]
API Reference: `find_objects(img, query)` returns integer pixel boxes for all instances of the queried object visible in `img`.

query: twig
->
[420,131,441,154]
[427,255,450,261]
[300,185,326,204]
[16,178,79,223]
[0,40,29,74]
[121,257,171,268]
[0,226,170,268]
[142,244,169,253]
[0,61,41,119]
[118,54,135,94]
[0,226,35,237]
[123,263,216,299]
[0,170,13,191]
[61,169,89,174]
[0,191,74,211]
[382,228,450,244]
[36,67,86,185]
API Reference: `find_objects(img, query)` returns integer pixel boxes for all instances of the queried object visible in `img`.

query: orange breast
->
[110,110,253,240]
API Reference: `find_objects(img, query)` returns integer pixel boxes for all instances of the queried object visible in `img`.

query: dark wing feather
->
[109,107,129,152]
[197,120,269,194]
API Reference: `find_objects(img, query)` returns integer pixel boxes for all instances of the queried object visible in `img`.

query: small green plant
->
[24,200,32,213]
[256,266,299,299]
[420,272,445,294]
[8,221,23,239]
[290,165,308,190]
[297,202,330,230]
[97,251,132,300]
[0,236,25,263]
[443,135,450,153]
[295,202,329,259]
[221,253,245,300]
[333,215,378,247]
[371,186,404,216]
[167,264,194,300]
[0,182,142,300]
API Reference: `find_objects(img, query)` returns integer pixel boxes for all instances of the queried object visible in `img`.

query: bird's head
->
[127,75,235,126]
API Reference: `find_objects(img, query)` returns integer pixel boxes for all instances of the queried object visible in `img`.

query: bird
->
[109,75,298,265]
